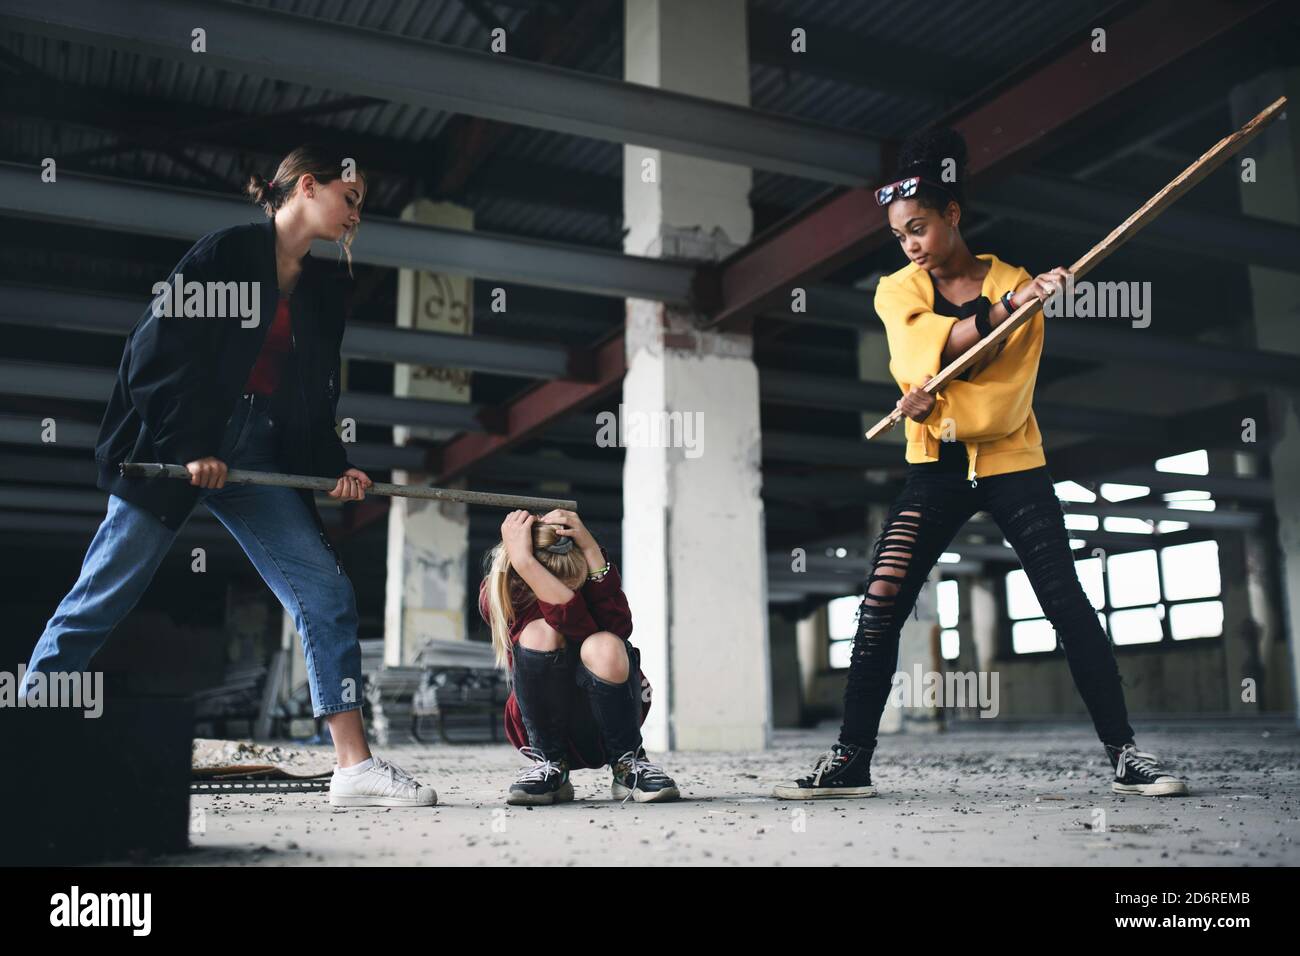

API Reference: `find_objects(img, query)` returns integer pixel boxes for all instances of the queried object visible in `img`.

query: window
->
[1005,542,1223,653]
[938,579,960,661]
[1007,449,1225,652]
[1156,449,1209,474]
[826,580,962,668]
[827,594,859,669]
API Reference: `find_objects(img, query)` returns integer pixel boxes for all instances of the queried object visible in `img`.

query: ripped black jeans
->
[840,451,1135,751]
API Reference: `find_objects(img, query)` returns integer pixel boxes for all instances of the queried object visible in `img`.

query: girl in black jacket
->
[23,145,437,808]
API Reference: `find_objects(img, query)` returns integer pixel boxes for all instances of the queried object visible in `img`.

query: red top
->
[243,296,292,395]
[477,548,650,766]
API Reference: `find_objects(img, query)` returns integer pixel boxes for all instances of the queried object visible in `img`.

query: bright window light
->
[1167,499,1216,512]
[1068,538,1086,550]
[1013,618,1056,653]
[938,579,960,629]
[1156,449,1209,475]
[1055,480,1097,503]
[1005,569,1043,620]
[1064,512,1099,531]
[1160,540,1221,601]
[1101,482,1150,502]
[829,639,852,669]
[1163,490,1211,501]
[827,595,861,641]
[1157,520,1190,533]
[1110,606,1164,645]
[1104,516,1155,534]
[938,552,961,563]
[1075,557,1106,610]
[1107,550,1160,608]
[940,628,960,660]
[1170,600,1223,640]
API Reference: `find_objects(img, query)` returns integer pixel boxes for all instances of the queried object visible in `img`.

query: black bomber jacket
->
[94,216,353,533]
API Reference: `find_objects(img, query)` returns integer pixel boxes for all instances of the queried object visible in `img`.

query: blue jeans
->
[23,394,362,718]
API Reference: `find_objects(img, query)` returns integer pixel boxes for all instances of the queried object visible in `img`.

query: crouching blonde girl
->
[479,509,680,805]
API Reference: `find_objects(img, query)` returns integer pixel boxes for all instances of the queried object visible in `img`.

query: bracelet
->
[587,563,611,581]
[1001,289,1017,317]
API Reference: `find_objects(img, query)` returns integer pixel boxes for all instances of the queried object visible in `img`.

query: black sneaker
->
[507,747,574,806]
[611,749,680,803]
[1105,742,1189,797]
[773,742,877,800]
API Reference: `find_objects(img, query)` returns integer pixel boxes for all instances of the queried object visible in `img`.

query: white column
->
[383,199,474,666]
[621,0,769,750]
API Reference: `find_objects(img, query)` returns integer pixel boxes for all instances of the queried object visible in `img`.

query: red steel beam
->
[700,0,1278,333]
[433,333,626,484]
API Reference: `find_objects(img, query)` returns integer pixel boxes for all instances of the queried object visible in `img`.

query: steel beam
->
[0,164,694,302]
[702,0,1278,331]
[0,0,881,184]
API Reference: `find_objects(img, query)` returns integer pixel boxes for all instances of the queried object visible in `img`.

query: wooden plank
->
[865,95,1287,440]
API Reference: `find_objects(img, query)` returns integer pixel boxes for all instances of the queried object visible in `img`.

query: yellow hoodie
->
[874,253,1045,481]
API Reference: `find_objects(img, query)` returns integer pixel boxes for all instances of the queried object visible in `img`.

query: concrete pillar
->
[796,604,828,710]
[621,0,768,750]
[968,577,999,674]
[952,576,981,674]
[1205,450,1255,714]
[383,199,474,666]
[769,611,802,728]
[1214,529,1256,714]
[1232,452,1295,714]
[1230,71,1300,727]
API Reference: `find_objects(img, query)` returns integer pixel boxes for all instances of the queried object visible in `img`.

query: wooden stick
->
[120,462,577,511]
[865,95,1287,440]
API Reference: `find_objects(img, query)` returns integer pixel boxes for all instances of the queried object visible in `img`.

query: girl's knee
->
[519,618,565,651]
[580,631,629,682]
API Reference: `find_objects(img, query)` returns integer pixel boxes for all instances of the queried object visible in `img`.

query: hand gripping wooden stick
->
[865,95,1288,440]
[120,462,577,511]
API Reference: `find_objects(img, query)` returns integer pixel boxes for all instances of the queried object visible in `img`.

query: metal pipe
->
[120,463,576,512]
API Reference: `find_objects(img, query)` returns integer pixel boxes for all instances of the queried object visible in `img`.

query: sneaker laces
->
[613,750,670,804]
[808,745,849,786]
[1117,746,1163,779]
[515,746,564,784]
[372,756,421,792]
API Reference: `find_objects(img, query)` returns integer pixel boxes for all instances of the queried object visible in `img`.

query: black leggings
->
[512,639,644,767]
[839,453,1135,751]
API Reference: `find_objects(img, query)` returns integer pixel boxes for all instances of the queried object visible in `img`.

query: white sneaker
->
[329,755,437,807]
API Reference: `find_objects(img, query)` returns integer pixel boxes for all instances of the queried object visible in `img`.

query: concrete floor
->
[169,719,1299,866]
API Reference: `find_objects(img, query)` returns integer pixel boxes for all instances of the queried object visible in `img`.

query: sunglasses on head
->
[874,175,952,207]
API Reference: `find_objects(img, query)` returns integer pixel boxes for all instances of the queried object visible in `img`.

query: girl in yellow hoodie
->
[775,129,1188,801]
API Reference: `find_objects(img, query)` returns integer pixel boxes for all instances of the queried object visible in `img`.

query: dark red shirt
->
[243,296,292,395]
[477,548,633,655]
